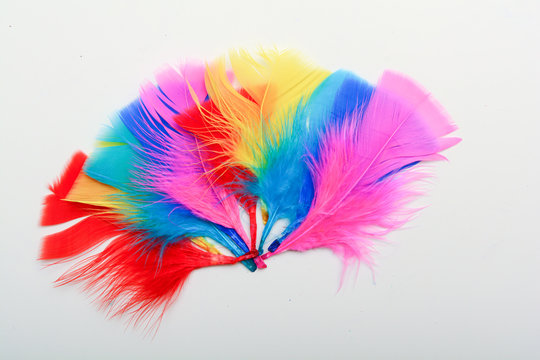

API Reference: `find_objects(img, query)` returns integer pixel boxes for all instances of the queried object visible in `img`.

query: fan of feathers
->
[40,47,459,328]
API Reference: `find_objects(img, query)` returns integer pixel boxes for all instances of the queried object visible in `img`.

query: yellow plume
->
[202,48,330,169]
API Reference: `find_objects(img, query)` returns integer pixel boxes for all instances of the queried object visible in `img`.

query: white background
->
[1,0,539,359]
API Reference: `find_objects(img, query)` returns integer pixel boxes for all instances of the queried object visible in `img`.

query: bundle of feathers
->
[40,48,459,328]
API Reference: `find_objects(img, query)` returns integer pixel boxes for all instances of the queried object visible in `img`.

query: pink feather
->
[139,63,207,125]
[138,131,250,242]
[135,64,250,244]
[263,71,460,269]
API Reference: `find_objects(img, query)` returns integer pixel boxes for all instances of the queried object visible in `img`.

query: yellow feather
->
[95,140,125,147]
[203,48,330,169]
[229,48,331,119]
[65,173,128,210]
[191,237,222,254]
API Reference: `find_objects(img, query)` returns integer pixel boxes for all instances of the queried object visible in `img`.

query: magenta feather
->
[137,130,250,243]
[135,64,251,245]
[139,63,208,122]
[264,71,460,269]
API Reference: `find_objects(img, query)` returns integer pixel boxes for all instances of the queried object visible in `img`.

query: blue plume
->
[267,71,375,252]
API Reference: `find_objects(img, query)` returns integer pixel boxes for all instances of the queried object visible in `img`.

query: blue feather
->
[245,106,315,253]
[115,190,257,271]
[267,71,375,252]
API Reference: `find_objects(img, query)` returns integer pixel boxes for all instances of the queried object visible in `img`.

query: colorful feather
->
[265,70,375,252]
[171,91,266,267]
[263,71,460,268]
[200,49,331,254]
[79,64,256,269]
[39,48,459,328]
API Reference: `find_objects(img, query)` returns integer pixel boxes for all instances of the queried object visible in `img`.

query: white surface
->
[1,0,539,359]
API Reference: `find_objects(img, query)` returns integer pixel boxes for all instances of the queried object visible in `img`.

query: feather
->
[172,92,266,267]
[40,155,259,324]
[229,48,331,120]
[75,63,255,268]
[84,64,207,189]
[249,70,371,253]
[40,152,121,259]
[135,118,251,253]
[67,161,258,271]
[40,215,121,260]
[56,232,256,330]
[40,151,104,226]
[263,71,460,270]
[205,49,330,168]
[266,70,375,252]
[244,106,314,253]
[201,49,330,254]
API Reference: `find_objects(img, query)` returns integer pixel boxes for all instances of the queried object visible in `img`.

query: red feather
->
[40,151,103,226]
[40,215,121,260]
[40,151,118,259]
[48,151,87,198]
[41,152,260,326]
[56,233,255,328]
